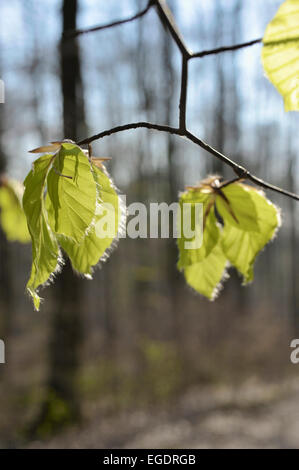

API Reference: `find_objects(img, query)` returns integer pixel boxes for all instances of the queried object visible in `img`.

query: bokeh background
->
[0,0,299,448]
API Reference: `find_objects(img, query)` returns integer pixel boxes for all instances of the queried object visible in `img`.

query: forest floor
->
[26,377,299,449]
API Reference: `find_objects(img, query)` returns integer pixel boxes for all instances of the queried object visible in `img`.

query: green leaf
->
[183,243,228,300]
[48,164,122,276]
[216,183,260,232]
[177,187,227,299]
[23,154,61,310]
[0,179,31,243]
[262,0,299,111]
[47,143,97,243]
[217,183,281,283]
[177,188,218,269]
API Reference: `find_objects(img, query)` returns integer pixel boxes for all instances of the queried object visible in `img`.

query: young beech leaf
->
[0,179,31,243]
[23,155,61,310]
[47,143,97,243]
[177,188,227,299]
[216,183,260,232]
[177,189,218,269]
[262,0,299,111]
[47,164,122,277]
[183,242,228,301]
[217,183,281,284]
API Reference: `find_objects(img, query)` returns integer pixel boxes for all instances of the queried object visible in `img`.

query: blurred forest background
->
[0,0,299,448]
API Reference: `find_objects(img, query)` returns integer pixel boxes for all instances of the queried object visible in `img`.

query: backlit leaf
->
[183,242,228,300]
[23,155,61,310]
[217,184,281,283]
[48,164,122,276]
[177,187,227,299]
[47,142,97,243]
[262,0,299,111]
[216,182,260,232]
[177,188,218,269]
[0,179,30,243]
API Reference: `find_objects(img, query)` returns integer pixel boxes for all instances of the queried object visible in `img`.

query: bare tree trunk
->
[224,0,248,310]
[30,0,86,437]
[210,1,226,175]
[160,1,184,344]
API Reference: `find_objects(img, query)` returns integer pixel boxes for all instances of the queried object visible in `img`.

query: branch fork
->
[64,0,298,201]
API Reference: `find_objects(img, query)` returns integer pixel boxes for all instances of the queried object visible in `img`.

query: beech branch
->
[63,0,154,39]
[191,38,262,59]
[73,0,299,202]
[77,123,299,201]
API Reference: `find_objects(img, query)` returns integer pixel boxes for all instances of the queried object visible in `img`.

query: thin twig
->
[76,123,299,201]
[247,174,299,200]
[153,0,191,57]
[219,177,243,189]
[179,56,188,130]
[153,0,190,129]
[191,38,262,59]
[63,0,154,39]
[183,130,247,174]
[77,122,181,145]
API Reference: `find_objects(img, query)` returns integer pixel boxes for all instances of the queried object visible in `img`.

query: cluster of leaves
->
[0,167,282,311]
[20,140,280,309]
[177,177,280,300]
[22,142,122,310]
